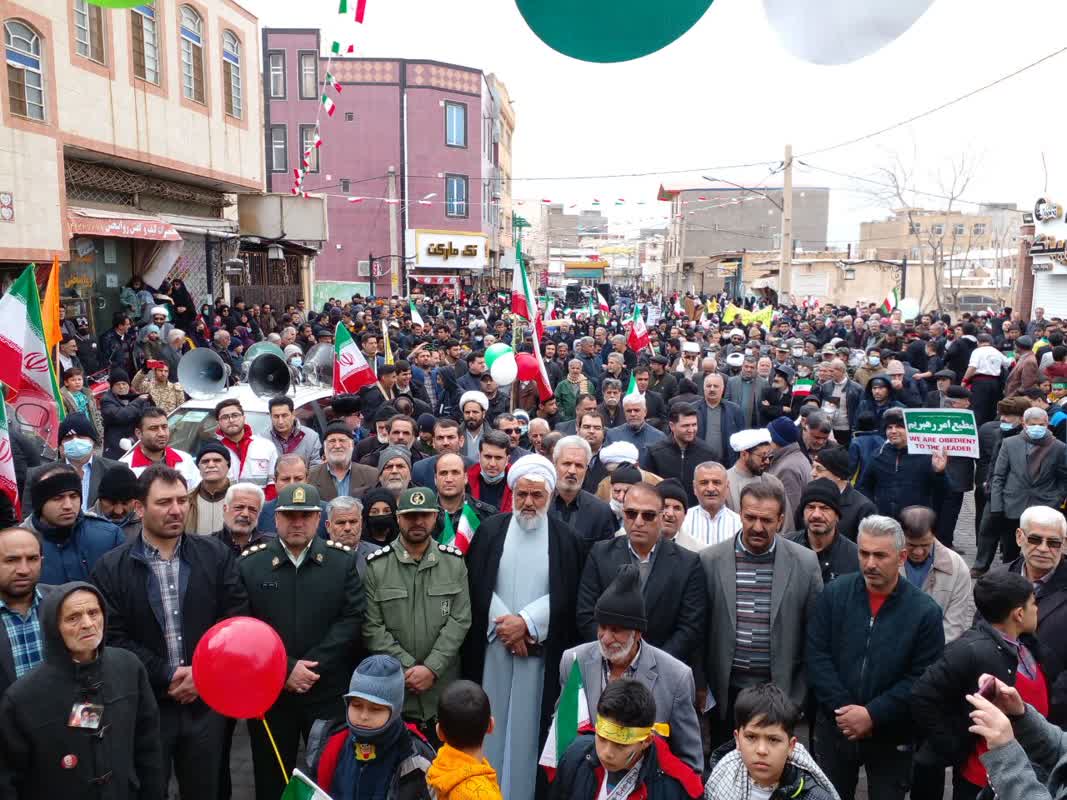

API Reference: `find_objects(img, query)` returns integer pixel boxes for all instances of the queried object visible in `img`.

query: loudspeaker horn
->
[177,348,230,400]
[248,352,291,399]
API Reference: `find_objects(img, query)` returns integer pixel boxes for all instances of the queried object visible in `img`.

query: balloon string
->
[261,716,289,785]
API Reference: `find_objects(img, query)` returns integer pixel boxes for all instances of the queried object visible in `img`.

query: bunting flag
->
[626,304,650,352]
[337,0,347,11]
[325,72,342,93]
[331,41,355,54]
[438,502,481,554]
[347,197,364,204]
[354,0,367,23]
[409,299,424,327]
[381,319,394,366]
[333,322,377,394]
[878,287,900,315]
[539,660,590,774]
[0,400,18,521]
[321,94,337,117]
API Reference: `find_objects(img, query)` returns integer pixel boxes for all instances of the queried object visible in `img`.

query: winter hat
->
[767,416,799,446]
[31,468,83,518]
[655,478,688,508]
[946,385,972,401]
[344,654,405,718]
[799,478,841,518]
[813,447,851,481]
[108,368,130,386]
[323,422,354,442]
[377,445,411,474]
[868,375,892,391]
[195,441,232,465]
[417,413,437,434]
[58,412,98,443]
[97,465,140,502]
[594,565,647,632]
[610,465,643,486]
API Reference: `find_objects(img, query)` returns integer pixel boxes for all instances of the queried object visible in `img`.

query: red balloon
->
[515,353,540,381]
[192,617,287,719]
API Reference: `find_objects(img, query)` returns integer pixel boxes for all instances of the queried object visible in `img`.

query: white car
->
[165,383,336,456]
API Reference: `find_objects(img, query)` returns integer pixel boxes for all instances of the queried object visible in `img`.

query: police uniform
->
[430,494,497,544]
[363,488,472,733]
[238,483,365,800]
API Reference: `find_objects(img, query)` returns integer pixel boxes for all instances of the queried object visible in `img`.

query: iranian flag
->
[280,769,331,800]
[626,304,650,352]
[325,72,342,93]
[596,290,610,314]
[792,377,815,397]
[333,322,376,394]
[331,41,355,54]
[539,660,590,774]
[0,401,19,519]
[438,503,481,554]
[673,295,684,317]
[542,297,556,324]
[510,240,553,400]
[321,94,336,117]
[625,372,639,396]
[878,288,899,315]
[409,299,424,327]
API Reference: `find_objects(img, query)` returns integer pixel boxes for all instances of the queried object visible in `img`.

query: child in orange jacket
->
[425,681,502,800]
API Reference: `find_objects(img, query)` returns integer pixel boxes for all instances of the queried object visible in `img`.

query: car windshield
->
[167,408,272,454]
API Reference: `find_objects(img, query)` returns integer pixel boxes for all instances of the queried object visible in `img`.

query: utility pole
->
[388,166,400,297]
[779,143,794,301]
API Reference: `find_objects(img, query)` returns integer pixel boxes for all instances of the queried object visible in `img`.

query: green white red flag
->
[539,660,590,774]
[510,240,554,400]
[333,322,376,394]
[596,290,610,314]
[280,768,331,800]
[0,401,18,519]
[626,304,650,352]
[438,502,481,554]
[409,299,424,328]
[878,288,899,315]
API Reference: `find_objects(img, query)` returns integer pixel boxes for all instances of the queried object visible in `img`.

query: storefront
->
[1029,197,1067,317]
[405,229,487,295]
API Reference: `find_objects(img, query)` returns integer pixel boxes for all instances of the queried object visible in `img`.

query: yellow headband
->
[595,716,670,745]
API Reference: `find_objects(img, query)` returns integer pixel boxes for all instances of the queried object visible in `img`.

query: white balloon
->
[897,298,921,321]
[490,353,518,385]
[764,0,935,65]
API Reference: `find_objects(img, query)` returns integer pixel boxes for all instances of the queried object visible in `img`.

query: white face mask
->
[63,437,94,460]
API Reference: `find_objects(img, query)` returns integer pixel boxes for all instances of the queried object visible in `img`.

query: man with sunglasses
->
[495,413,532,463]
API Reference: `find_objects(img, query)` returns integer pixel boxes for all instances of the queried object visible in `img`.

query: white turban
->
[681,341,701,354]
[729,328,745,338]
[459,390,489,412]
[730,428,772,453]
[600,441,639,466]
[507,454,557,492]
[151,305,169,318]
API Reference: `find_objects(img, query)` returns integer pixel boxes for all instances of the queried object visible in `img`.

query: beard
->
[598,632,636,665]
[514,507,547,531]
[557,476,581,494]
[326,452,351,469]
[382,477,407,492]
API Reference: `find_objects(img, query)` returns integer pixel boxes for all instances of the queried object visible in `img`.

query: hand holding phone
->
[978,675,999,702]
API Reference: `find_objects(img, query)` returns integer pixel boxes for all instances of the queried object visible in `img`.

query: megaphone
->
[178,348,230,399]
[302,343,334,388]
[248,352,292,399]
[243,341,285,365]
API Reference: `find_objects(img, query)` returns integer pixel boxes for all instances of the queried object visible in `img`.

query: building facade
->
[262,29,513,298]
[1,0,263,332]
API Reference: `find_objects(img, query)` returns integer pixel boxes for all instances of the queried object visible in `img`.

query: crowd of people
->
[3,285,1067,800]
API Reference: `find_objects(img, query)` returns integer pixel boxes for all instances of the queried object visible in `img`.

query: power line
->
[797,44,1067,159]
[795,161,991,207]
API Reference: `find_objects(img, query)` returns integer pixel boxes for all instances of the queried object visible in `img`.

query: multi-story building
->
[488,74,515,284]
[660,186,830,295]
[261,28,514,298]
[1,0,263,332]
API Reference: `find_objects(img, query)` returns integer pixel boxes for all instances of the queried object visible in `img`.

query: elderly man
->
[576,336,603,382]
[551,435,618,547]
[725,355,768,428]
[812,358,863,448]
[360,414,424,467]
[656,478,703,552]
[988,406,1067,567]
[324,495,365,558]
[807,516,944,800]
[363,488,471,742]
[643,404,717,507]
[696,373,745,467]
[559,565,703,773]
[459,391,490,461]
[258,455,328,541]
[376,445,413,499]
[461,455,583,800]
[267,396,323,468]
[800,412,835,462]
[576,480,704,668]
[786,478,859,586]
[528,417,551,456]
[0,527,51,696]
[702,483,824,747]
[679,461,742,548]
[555,361,596,422]
[726,429,793,523]
[599,379,625,429]
[308,423,379,502]
[183,443,230,535]
[212,482,272,555]
[605,394,666,461]
[811,447,877,542]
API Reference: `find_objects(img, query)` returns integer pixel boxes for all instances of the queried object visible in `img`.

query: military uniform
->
[364,488,473,726]
[430,494,497,544]
[238,483,365,800]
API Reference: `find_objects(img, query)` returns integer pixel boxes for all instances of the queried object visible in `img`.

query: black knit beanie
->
[594,565,647,632]
[799,478,842,518]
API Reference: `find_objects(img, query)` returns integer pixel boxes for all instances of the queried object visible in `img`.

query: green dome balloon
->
[515,0,714,63]
[484,342,514,368]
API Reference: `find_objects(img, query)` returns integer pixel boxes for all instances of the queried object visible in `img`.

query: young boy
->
[426,680,502,800]
[307,655,436,800]
[704,684,838,799]
[550,679,703,800]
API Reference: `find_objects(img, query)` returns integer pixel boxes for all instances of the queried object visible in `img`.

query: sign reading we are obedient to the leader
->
[902,409,979,459]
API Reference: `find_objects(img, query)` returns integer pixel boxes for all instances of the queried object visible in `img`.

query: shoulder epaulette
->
[366,545,391,562]
[326,540,352,552]
[240,543,269,557]
[438,543,463,557]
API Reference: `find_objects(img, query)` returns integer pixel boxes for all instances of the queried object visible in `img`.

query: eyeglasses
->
[500,428,521,435]
[1026,534,1064,550]
[217,412,243,422]
[623,509,660,523]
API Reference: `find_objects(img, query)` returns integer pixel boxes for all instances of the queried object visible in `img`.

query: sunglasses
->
[623,509,660,523]
[500,428,521,435]
[1026,534,1064,550]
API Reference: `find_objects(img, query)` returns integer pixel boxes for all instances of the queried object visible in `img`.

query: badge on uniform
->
[441,599,451,617]
[354,743,376,761]
[68,702,103,730]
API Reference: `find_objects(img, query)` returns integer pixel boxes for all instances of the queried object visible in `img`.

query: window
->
[954,223,965,236]
[270,125,287,172]
[340,178,350,194]
[445,174,468,217]
[300,125,318,172]
[973,223,987,236]
[268,51,285,98]
[299,52,316,99]
[910,246,921,260]
[5,21,44,121]
[131,5,159,84]
[931,223,944,236]
[73,0,104,63]
[179,6,205,103]
[908,222,921,234]
[445,101,466,147]
[222,31,241,118]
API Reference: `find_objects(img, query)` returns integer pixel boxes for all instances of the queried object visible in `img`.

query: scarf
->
[217,425,254,472]
[331,719,408,800]
[703,742,840,800]
[129,445,184,469]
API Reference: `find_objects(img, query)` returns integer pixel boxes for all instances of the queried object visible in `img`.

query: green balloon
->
[484,342,513,368]
[87,0,149,7]
[515,0,714,63]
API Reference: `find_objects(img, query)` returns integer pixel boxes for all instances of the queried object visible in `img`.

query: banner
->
[902,409,979,458]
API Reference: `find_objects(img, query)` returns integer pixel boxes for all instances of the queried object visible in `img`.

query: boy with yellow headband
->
[548,680,702,800]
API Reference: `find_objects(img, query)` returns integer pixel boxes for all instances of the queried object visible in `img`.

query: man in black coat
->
[91,464,248,800]
[810,447,877,542]
[785,478,859,586]
[643,404,718,507]
[694,373,744,468]
[575,482,705,665]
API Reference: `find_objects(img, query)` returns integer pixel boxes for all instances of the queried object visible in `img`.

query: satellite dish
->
[177,348,230,399]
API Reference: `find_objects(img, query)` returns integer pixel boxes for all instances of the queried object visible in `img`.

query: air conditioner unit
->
[357,260,370,277]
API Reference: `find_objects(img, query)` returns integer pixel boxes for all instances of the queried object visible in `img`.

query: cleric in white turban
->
[459,390,489,412]
[598,441,639,467]
[505,453,556,493]
[730,428,772,453]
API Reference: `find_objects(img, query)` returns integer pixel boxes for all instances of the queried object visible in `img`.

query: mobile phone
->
[978,676,998,701]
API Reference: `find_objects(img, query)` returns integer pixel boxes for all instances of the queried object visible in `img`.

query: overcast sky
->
[244,0,1066,245]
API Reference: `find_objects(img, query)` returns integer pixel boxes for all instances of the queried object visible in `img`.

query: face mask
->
[290,357,303,368]
[63,437,94,460]
[1027,425,1048,440]
[482,468,506,485]
[1000,421,1016,432]
[367,516,396,537]
[868,356,881,367]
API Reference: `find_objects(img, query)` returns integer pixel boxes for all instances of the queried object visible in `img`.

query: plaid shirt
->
[0,587,44,679]
[144,538,184,672]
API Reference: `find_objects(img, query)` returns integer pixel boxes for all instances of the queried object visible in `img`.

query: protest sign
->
[902,409,979,458]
